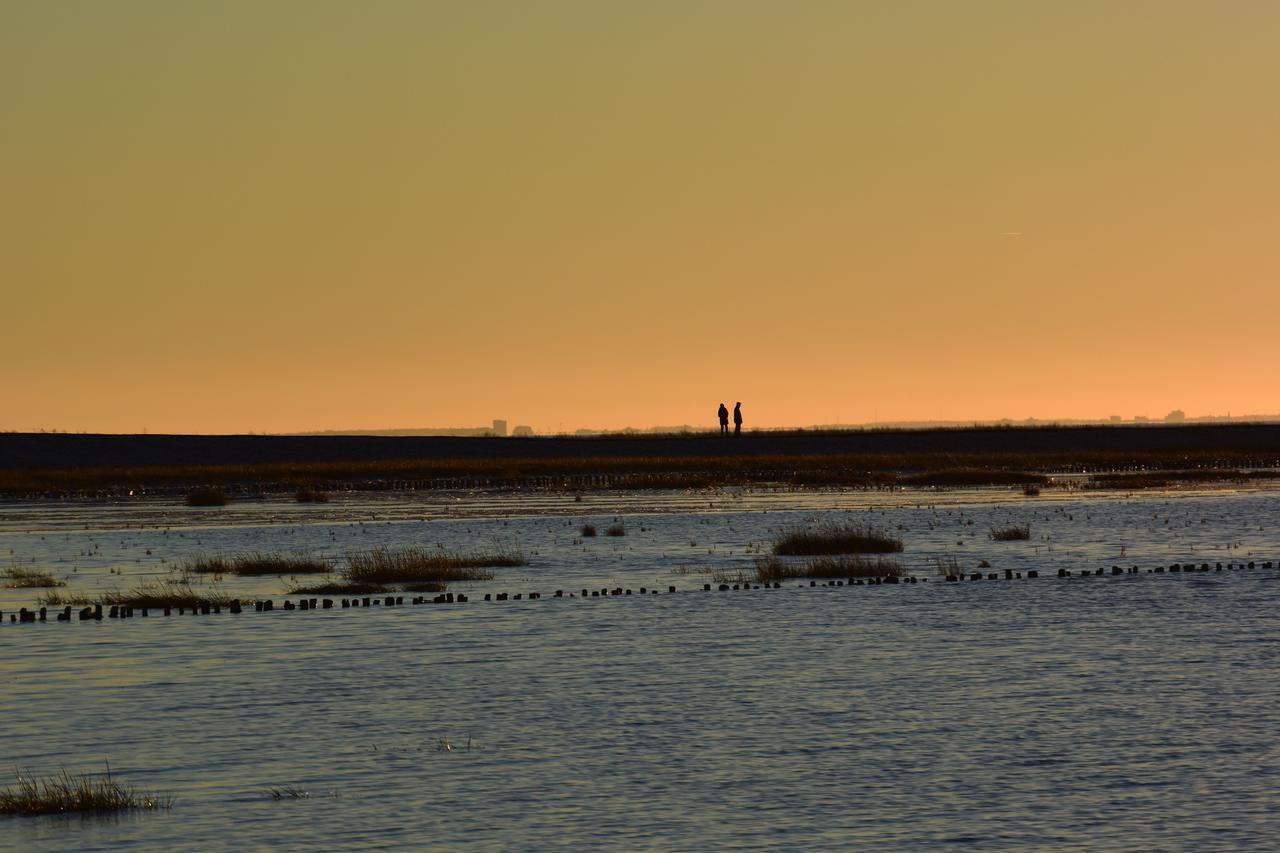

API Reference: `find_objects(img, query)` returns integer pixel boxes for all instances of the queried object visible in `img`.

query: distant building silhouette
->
[492,419,508,436]
[1164,410,1186,423]
[512,425,534,437]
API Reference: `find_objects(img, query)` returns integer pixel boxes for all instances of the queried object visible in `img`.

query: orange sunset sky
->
[3,2,1278,435]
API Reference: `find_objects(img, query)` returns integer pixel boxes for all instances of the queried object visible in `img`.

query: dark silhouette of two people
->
[718,402,743,436]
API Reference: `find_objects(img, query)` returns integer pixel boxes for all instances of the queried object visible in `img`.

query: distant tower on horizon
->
[492,419,508,437]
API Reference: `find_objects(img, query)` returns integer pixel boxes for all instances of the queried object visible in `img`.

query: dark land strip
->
[3,424,1280,497]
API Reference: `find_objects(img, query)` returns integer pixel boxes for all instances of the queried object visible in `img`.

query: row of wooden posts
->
[3,561,1274,624]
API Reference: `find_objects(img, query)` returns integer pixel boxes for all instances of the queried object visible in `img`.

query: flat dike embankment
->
[4,424,1280,472]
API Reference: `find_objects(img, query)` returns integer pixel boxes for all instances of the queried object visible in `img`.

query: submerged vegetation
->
[773,523,904,556]
[1,567,65,588]
[287,579,390,596]
[0,766,171,816]
[990,525,1031,541]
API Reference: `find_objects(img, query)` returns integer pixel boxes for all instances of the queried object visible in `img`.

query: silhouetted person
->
[733,402,743,435]
[717,403,729,436]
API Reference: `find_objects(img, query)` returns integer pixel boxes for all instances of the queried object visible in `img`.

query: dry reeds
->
[0,766,171,816]
[1,568,64,588]
[186,553,330,576]
[343,546,523,586]
[990,525,1031,541]
[754,555,904,582]
[773,523,903,556]
[185,487,227,507]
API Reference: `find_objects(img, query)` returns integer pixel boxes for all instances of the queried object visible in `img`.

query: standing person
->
[717,402,729,436]
[733,402,743,435]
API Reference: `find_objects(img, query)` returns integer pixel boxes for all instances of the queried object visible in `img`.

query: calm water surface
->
[2,487,1279,850]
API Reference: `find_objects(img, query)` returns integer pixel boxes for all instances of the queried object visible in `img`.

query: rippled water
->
[2,487,1279,849]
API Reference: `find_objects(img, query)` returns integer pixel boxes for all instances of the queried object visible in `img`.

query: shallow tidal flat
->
[2,486,1280,848]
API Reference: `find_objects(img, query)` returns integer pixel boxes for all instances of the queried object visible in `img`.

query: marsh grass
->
[185,487,227,507]
[754,555,904,582]
[186,553,330,576]
[1,568,65,589]
[0,766,171,816]
[773,523,903,556]
[605,523,626,537]
[101,580,233,610]
[990,525,1031,541]
[343,546,523,585]
[1023,484,1042,496]
[580,524,597,537]
[295,488,329,503]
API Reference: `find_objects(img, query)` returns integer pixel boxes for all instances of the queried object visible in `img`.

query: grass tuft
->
[990,525,1031,541]
[580,524,597,537]
[1,568,65,589]
[101,580,232,609]
[0,766,171,816]
[186,553,330,576]
[343,546,523,586]
[185,487,227,507]
[755,555,904,582]
[605,523,626,537]
[773,523,903,556]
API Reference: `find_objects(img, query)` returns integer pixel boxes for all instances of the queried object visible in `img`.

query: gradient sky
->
[4,2,1278,434]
